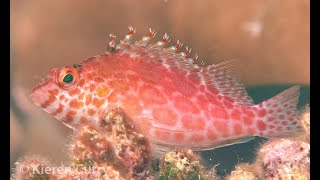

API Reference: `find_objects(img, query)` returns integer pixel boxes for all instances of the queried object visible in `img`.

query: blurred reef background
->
[10,0,309,178]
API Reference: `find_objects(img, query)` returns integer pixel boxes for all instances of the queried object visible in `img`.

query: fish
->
[31,26,303,156]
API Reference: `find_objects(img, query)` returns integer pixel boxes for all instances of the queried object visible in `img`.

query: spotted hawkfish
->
[31,26,303,156]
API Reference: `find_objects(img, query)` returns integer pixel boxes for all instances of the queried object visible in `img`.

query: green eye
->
[63,74,74,83]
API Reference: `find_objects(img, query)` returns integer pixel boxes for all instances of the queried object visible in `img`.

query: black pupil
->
[63,74,74,83]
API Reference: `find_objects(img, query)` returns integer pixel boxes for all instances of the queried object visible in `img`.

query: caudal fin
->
[256,86,303,138]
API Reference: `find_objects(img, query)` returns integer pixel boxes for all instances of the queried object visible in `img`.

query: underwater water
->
[10,1,309,178]
[201,85,310,177]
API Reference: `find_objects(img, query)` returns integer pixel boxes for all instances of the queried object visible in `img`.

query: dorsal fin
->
[205,60,254,106]
[106,27,254,106]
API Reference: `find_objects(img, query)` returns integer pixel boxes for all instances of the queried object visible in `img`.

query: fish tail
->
[255,85,304,138]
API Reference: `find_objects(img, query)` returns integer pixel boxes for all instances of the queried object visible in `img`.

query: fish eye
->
[57,67,79,89]
[63,74,74,83]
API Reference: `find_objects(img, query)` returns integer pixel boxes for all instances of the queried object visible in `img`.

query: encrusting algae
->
[159,149,217,180]
[226,163,258,180]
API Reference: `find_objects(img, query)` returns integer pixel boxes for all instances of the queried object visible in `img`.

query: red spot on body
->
[258,109,267,117]
[87,72,96,79]
[230,109,241,120]
[210,106,228,119]
[122,97,142,116]
[246,109,255,119]
[286,127,291,130]
[59,95,65,101]
[174,132,184,141]
[269,125,275,129]
[78,79,85,87]
[52,104,64,116]
[257,120,266,131]
[268,109,274,113]
[247,127,256,135]
[211,120,229,137]
[141,86,166,105]
[78,94,84,100]
[90,84,96,91]
[277,109,283,113]
[85,94,92,105]
[199,85,205,92]
[152,108,177,126]
[196,95,209,110]
[268,130,275,135]
[286,111,292,115]
[205,93,218,103]
[174,95,199,114]
[281,121,288,125]
[289,117,294,121]
[243,116,253,125]
[92,98,104,108]
[87,109,96,116]
[68,88,80,96]
[233,123,243,135]
[276,126,283,131]
[207,129,217,140]
[154,130,170,141]
[65,111,76,122]
[181,115,206,130]
[279,115,285,120]
[41,95,56,108]
[48,89,58,96]
[267,117,275,122]
[224,100,234,109]
[190,134,204,142]
[94,77,105,83]
[80,117,88,124]
[69,99,84,109]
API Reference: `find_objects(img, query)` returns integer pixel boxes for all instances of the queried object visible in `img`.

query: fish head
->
[31,63,100,128]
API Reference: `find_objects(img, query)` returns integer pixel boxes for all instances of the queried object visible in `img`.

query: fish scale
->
[31,26,303,156]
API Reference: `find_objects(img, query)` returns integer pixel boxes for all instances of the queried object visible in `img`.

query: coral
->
[226,163,258,180]
[299,105,310,143]
[255,138,310,179]
[159,149,217,180]
[12,108,152,179]
[70,108,151,178]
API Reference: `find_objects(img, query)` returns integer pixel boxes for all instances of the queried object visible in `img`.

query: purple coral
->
[255,138,310,179]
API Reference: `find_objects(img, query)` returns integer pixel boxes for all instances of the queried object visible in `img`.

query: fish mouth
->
[30,81,57,109]
[31,82,47,106]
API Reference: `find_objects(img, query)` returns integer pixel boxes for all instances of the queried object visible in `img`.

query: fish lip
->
[30,82,50,106]
[30,90,42,107]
